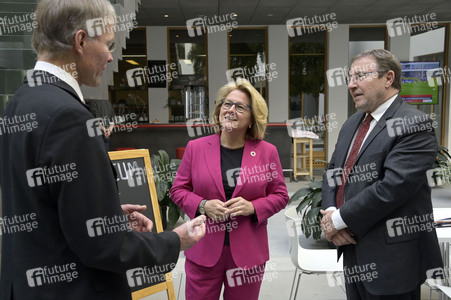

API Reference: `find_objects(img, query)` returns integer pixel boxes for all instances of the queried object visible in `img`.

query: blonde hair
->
[212,79,268,140]
[32,0,116,58]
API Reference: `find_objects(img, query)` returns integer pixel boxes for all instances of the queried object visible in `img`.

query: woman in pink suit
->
[170,79,289,300]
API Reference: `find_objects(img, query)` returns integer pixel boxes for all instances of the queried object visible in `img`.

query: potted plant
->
[288,179,324,240]
[151,150,185,229]
[434,145,451,186]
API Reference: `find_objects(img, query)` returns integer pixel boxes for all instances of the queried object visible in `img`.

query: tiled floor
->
[143,175,451,300]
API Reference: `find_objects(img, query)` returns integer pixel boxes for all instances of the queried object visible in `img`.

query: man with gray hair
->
[321,49,443,299]
[0,0,205,299]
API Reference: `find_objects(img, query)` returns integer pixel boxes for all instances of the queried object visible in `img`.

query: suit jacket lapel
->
[204,135,226,200]
[232,139,260,197]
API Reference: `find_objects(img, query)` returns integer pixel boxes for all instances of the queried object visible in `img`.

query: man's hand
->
[224,197,255,217]
[204,199,229,220]
[121,204,153,232]
[330,229,357,246]
[320,209,357,246]
[320,209,339,241]
[173,215,206,251]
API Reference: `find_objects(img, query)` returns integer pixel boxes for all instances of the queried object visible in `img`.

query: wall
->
[326,25,350,160]
[207,29,228,115]
[145,24,451,158]
[147,26,169,123]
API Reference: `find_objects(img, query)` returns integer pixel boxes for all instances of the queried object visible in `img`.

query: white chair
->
[284,206,344,299]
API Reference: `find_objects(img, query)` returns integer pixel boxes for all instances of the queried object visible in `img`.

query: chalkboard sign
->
[108,149,176,300]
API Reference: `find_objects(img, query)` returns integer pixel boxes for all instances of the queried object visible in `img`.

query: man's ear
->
[74,30,88,55]
[385,70,395,87]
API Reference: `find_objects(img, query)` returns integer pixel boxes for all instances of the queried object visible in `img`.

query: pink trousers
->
[185,245,265,300]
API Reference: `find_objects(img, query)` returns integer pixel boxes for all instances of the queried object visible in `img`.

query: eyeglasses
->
[221,99,252,113]
[87,33,117,53]
[107,41,117,53]
[345,70,387,85]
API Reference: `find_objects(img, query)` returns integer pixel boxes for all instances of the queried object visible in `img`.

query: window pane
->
[168,29,208,122]
[229,28,268,101]
[289,30,327,168]
[111,28,149,123]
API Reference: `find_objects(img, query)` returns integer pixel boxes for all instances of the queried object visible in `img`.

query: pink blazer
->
[170,134,289,268]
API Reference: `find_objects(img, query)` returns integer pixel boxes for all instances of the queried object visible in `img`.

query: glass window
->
[289,29,327,168]
[408,24,448,145]
[228,28,268,101]
[168,28,208,123]
[110,28,149,123]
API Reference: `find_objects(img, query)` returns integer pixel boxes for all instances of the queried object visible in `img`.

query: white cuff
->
[332,209,347,230]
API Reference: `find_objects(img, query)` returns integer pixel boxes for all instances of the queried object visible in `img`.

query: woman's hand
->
[224,197,255,217]
[204,199,229,221]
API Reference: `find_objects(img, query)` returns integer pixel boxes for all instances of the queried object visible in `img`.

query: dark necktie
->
[336,114,374,208]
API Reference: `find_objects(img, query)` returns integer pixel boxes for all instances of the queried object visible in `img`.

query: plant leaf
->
[308,180,323,190]
[168,203,180,226]
[310,190,322,208]
[289,187,311,203]
[295,193,313,214]
[158,150,170,167]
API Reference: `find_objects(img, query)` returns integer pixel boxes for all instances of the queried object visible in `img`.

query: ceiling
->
[135,0,451,27]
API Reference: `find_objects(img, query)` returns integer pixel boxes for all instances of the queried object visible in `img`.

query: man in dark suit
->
[321,49,443,299]
[0,0,205,299]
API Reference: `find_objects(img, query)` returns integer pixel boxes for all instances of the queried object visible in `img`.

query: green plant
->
[151,150,185,228]
[288,179,324,240]
[434,145,451,185]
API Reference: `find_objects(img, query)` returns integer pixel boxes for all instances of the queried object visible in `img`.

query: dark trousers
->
[343,245,421,300]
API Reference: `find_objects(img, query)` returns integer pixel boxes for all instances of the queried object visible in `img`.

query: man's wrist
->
[332,209,347,230]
